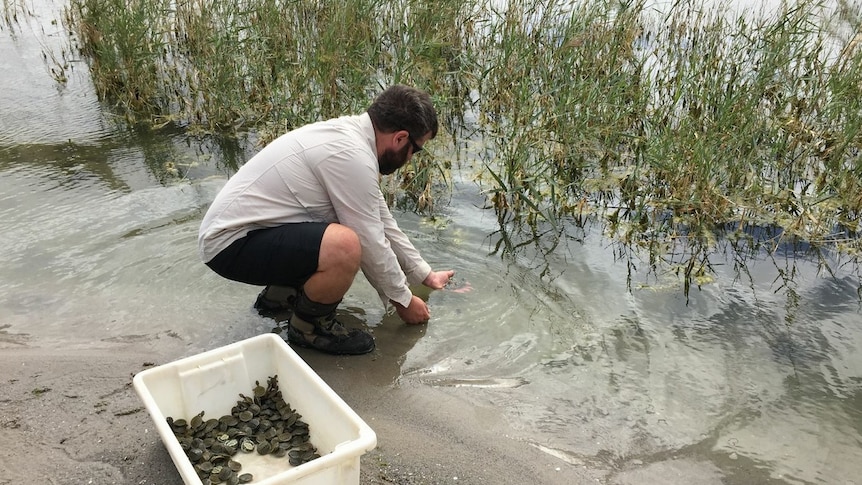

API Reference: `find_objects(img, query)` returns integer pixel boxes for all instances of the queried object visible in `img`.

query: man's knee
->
[321,224,361,271]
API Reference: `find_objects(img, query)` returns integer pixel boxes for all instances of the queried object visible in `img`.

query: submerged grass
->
[53,0,862,294]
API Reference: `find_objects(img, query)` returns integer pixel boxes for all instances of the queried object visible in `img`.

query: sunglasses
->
[407,134,423,154]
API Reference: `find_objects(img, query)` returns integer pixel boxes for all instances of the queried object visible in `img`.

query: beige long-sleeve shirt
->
[198,113,431,307]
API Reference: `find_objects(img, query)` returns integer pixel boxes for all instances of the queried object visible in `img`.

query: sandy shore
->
[0,324,597,485]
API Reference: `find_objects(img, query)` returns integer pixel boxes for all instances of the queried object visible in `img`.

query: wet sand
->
[0,326,596,485]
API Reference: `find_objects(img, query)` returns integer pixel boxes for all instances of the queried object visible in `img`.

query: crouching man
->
[199,85,455,355]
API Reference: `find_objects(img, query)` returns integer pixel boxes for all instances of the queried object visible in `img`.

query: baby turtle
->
[240,437,255,453]
[256,440,272,455]
[220,415,239,427]
[187,448,204,463]
[190,411,204,431]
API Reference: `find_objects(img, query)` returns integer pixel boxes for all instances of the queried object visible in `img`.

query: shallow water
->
[3,2,862,484]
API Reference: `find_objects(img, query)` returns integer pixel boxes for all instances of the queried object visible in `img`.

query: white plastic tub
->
[133,333,377,485]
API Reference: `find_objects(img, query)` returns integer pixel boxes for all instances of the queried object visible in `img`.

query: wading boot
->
[254,285,299,317]
[283,292,374,355]
[287,313,375,355]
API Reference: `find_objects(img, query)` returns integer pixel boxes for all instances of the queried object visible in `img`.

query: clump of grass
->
[61,0,469,200]
[54,0,862,294]
[469,0,862,293]
[61,0,475,133]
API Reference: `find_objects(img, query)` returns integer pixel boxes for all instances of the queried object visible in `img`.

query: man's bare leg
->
[302,223,361,304]
[287,223,374,355]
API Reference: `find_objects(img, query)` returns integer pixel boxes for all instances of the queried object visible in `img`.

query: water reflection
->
[390,188,862,482]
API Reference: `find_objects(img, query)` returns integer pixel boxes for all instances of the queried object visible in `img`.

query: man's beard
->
[378,143,411,175]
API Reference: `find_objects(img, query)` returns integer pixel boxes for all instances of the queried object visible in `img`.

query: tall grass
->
[469,0,862,293]
[55,0,862,293]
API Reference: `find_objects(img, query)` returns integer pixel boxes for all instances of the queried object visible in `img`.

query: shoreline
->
[0,333,590,485]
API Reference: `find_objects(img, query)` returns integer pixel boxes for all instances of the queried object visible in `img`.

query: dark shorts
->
[205,222,330,287]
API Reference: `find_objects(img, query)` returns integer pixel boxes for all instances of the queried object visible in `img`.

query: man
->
[198,85,455,355]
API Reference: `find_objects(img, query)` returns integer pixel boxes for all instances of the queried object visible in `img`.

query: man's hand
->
[392,295,431,324]
[423,270,455,290]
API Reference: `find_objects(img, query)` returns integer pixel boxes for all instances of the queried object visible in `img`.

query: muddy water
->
[3,2,862,484]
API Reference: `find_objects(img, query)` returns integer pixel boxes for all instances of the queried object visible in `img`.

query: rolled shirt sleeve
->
[377,191,432,287]
[313,133,429,308]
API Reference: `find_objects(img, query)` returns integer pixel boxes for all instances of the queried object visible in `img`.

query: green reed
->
[54,0,862,293]
[469,0,862,292]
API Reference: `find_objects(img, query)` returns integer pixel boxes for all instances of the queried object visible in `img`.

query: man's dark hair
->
[367,85,439,140]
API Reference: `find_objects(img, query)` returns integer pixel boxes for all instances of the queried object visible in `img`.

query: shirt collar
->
[358,112,377,155]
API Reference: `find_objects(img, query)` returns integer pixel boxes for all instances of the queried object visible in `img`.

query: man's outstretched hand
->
[393,295,431,324]
[423,270,455,290]
[393,270,467,324]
